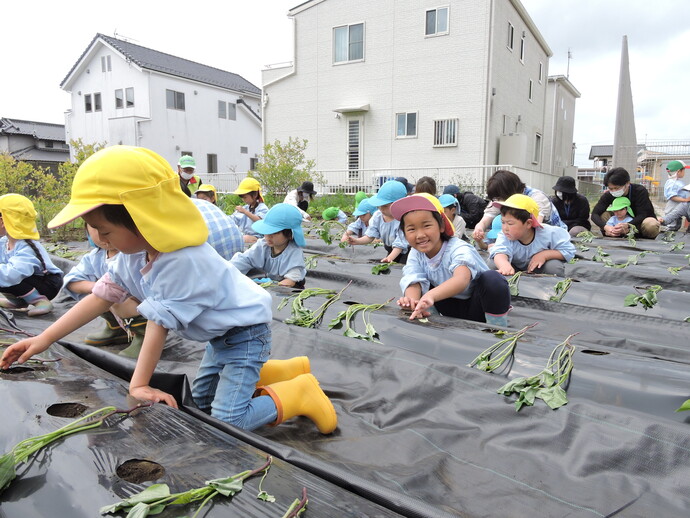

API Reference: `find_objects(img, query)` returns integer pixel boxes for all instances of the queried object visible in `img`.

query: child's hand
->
[498,265,515,276]
[381,256,393,263]
[527,251,549,272]
[235,205,248,215]
[410,294,434,320]
[397,296,419,310]
[473,227,486,241]
[346,235,357,245]
[130,385,178,409]
[0,336,53,369]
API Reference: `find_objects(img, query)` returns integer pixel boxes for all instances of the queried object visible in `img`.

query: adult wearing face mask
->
[590,167,660,238]
[550,176,591,237]
[178,155,202,197]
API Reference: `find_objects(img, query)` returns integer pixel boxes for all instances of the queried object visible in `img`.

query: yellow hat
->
[233,178,261,195]
[0,194,40,240]
[196,184,217,194]
[492,194,542,228]
[48,146,208,253]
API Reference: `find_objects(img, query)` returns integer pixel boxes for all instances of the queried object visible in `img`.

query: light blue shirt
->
[62,247,110,300]
[334,210,348,225]
[489,225,575,269]
[230,239,306,282]
[231,202,268,237]
[0,237,62,287]
[400,237,489,300]
[105,243,272,342]
[664,178,689,201]
[192,198,244,260]
[606,215,633,226]
[365,210,408,251]
[347,218,367,238]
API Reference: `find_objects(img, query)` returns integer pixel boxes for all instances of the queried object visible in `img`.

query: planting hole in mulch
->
[581,350,610,356]
[47,402,88,418]
[116,459,166,483]
[0,366,33,374]
[343,301,364,305]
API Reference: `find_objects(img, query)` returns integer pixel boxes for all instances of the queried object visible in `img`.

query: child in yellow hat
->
[1,146,336,434]
[231,177,268,244]
[489,194,575,277]
[0,194,64,316]
[194,184,217,205]
[391,193,510,326]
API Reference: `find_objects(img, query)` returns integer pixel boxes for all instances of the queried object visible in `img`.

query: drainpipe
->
[482,0,495,189]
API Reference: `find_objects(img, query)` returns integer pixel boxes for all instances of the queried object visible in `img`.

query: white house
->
[61,34,262,176]
[542,75,581,178]
[263,0,578,193]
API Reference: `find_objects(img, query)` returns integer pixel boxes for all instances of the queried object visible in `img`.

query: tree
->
[251,138,323,195]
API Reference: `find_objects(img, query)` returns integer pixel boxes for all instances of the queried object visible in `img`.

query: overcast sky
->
[2,0,688,167]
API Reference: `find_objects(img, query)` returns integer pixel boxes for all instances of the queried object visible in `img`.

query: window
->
[126,87,134,108]
[507,23,514,50]
[250,157,259,171]
[115,89,123,109]
[228,103,236,121]
[101,55,111,72]
[348,120,361,180]
[433,119,458,147]
[207,154,217,174]
[84,94,92,112]
[538,62,544,83]
[45,141,54,148]
[425,7,449,36]
[166,89,185,110]
[533,133,542,164]
[396,112,417,138]
[334,23,364,63]
[94,92,102,111]
[520,35,525,62]
[528,79,533,102]
[502,115,509,135]
[218,100,226,119]
[240,146,248,154]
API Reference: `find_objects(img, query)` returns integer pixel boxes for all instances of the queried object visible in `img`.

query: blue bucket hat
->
[442,185,460,196]
[486,214,503,240]
[251,203,306,247]
[438,194,459,208]
[369,180,407,207]
[353,198,376,216]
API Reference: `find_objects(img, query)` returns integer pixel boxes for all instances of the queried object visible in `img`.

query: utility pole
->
[567,49,572,79]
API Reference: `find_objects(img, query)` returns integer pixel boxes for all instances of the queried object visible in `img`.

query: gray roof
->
[61,34,260,95]
[0,117,66,141]
[589,144,646,160]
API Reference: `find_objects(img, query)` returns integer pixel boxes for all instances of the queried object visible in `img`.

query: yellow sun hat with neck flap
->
[49,145,208,252]
[0,193,40,240]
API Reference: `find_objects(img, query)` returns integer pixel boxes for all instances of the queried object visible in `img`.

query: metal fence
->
[206,165,566,198]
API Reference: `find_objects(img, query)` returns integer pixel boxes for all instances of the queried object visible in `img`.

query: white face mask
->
[556,191,563,200]
[180,171,195,181]
[610,188,626,198]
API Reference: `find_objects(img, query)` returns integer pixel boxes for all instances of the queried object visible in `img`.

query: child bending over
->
[347,180,409,263]
[0,194,63,316]
[1,146,336,434]
[341,198,376,242]
[489,194,575,277]
[231,203,307,288]
[393,194,510,327]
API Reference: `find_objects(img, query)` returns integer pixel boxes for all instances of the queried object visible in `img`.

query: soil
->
[116,459,166,484]
[46,402,88,418]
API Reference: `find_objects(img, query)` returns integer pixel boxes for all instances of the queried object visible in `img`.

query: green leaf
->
[675,398,690,412]
[257,490,276,502]
[344,328,368,340]
[514,386,539,411]
[207,476,244,497]
[101,484,172,515]
[0,452,17,494]
[538,370,556,388]
[537,386,569,409]
[497,377,527,395]
[371,263,391,275]
[623,294,638,307]
[125,502,153,518]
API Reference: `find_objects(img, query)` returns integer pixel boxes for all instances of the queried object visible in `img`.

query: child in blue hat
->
[474,215,502,251]
[346,180,409,263]
[438,194,466,239]
[340,198,376,242]
[231,203,307,288]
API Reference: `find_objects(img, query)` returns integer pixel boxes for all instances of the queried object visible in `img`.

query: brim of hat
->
[486,229,500,239]
[552,184,577,193]
[491,200,542,228]
[48,201,105,228]
[299,189,317,195]
[391,196,454,237]
[251,220,306,247]
[353,208,372,216]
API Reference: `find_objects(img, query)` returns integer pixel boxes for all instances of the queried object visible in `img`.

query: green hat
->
[355,191,368,204]
[178,155,196,169]
[322,207,340,220]
[607,196,634,217]
[666,160,687,173]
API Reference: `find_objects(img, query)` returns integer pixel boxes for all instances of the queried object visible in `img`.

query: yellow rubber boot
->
[258,373,337,434]
[256,356,311,387]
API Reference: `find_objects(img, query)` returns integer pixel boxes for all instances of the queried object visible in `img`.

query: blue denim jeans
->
[191,323,277,431]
